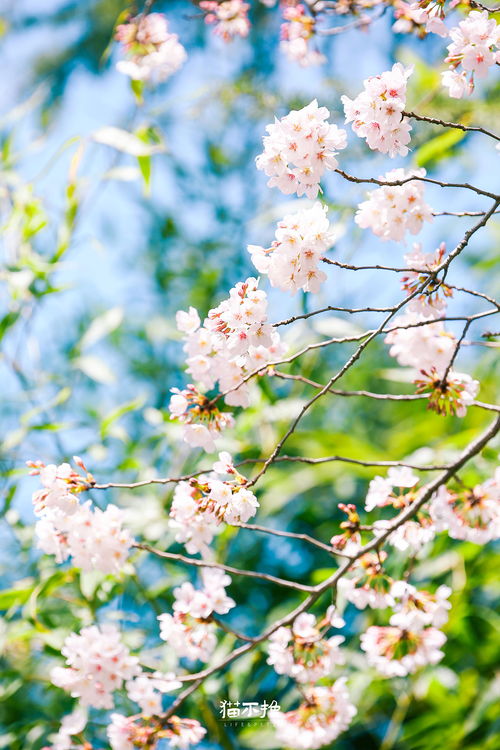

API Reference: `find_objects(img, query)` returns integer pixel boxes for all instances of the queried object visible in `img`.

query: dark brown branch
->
[404,110,500,143]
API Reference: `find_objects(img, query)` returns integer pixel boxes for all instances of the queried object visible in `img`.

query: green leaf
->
[415,128,466,168]
[92,127,165,157]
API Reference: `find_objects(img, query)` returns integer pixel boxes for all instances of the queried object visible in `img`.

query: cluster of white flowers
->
[107,713,206,750]
[168,453,258,554]
[442,11,500,98]
[200,1,251,40]
[364,468,436,552]
[169,479,219,556]
[170,278,285,451]
[46,709,87,750]
[342,63,413,157]
[360,623,446,677]
[269,679,357,750]
[365,467,419,512]
[373,516,436,552]
[29,459,133,574]
[338,552,395,609]
[51,625,140,709]
[401,242,449,317]
[392,1,448,38]
[389,581,452,630]
[267,612,345,683]
[256,100,347,199]
[125,672,181,715]
[355,168,433,242]
[384,310,455,375]
[248,202,336,295]
[280,3,326,67]
[385,282,479,417]
[415,368,480,417]
[158,569,235,662]
[359,582,450,676]
[430,473,500,544]
[115,13,186,82]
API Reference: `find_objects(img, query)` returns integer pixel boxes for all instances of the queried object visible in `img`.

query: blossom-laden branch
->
[27,39,500,750]
[170,413,500,693]
[334,167,500,201]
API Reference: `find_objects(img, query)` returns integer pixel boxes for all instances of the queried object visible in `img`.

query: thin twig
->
[403,109,500,143]
[133,543,316,592]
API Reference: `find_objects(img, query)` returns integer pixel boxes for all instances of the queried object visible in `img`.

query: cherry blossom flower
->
[256,100,347,199]
[429,475,500,544]
[30,459,133,573]
[390,582,452,629]
[169,386,235,451]
[115,13,187,82]
[338,552,395,609]
[401,242,452,317]
[170,278,285,450]
[125,672,181,715]
[415,368,480,417]
[200,1,250,40]
[269,679,356,749]
[342,63,413,157]
[46,709,87,750]
[330,503,363,554]
[280,3,326,67]
[392,1,448,38]
[107,713,137,750]
[158,569,235,662]
[168,480,219,556]
[51,625,140,709]
[373,517,436,552]
[267,612,345,682]
[355,168,433,241]
[107,712,206,750]
[442,11,500,98]
[248,202,336,295]
[385,310,456,377]
[365,467,419,511]
[360,624,446,677]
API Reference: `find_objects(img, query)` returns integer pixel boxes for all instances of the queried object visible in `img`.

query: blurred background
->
[0,1,499,748]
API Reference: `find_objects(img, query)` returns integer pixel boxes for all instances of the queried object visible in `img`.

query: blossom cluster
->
[361,623,446,677]
[338,551,395,609]
[400,242,450,317]
[360,581,451,677]
[280,3,326,67]
[267,612,345,683]
[342,63,413,157]
[158,568,235,661]
[392,1,448,38]
[355,168,433,242]
[107,713,206,750]
[256,99,347,199]
[51,624,140,710]
[430,472,500,544]
[248,202,336,295]
[442,11,500,98]
[115,13,186,82]
[385,250,480,418]
[200,1,251,41]
[168,453,259,555]
[29,458,133,574]
[269,679,357,750]
[170,277,285,451]
[365,468,436,552]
